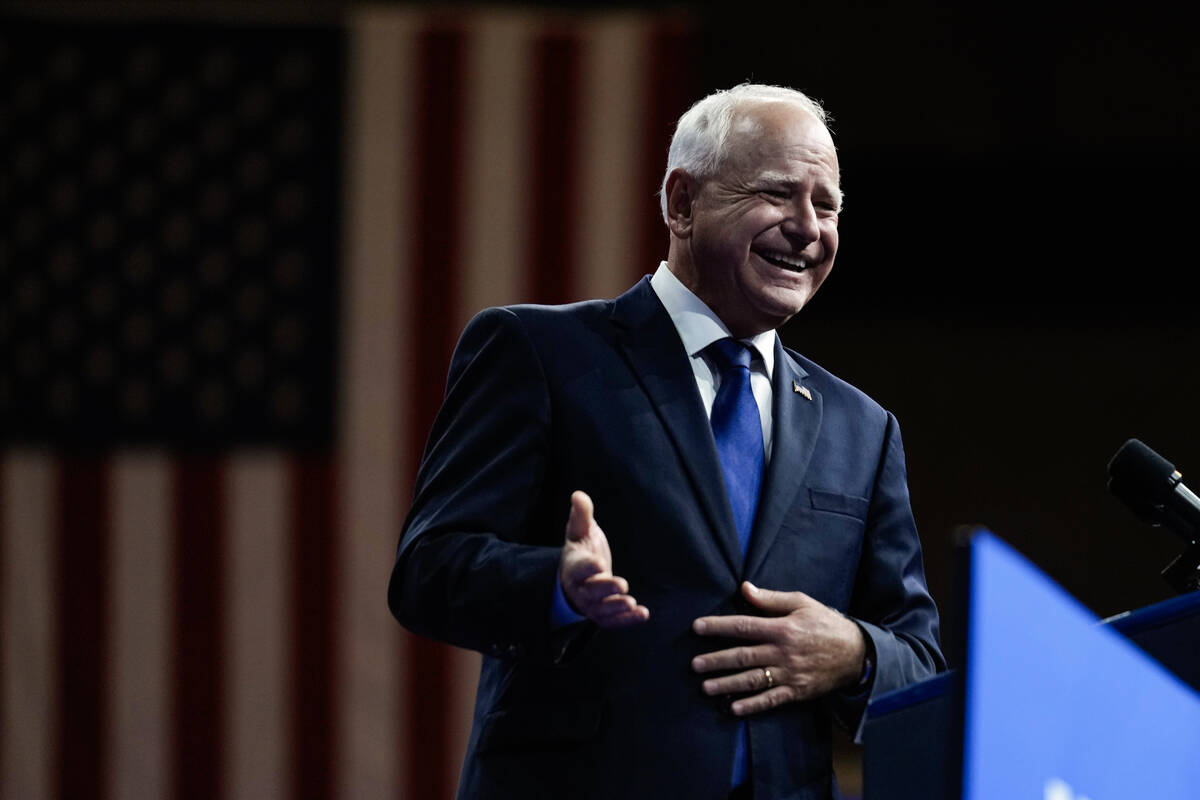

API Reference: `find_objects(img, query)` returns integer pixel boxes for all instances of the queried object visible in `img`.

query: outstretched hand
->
[560,491,650,628]
[691,582,866,715]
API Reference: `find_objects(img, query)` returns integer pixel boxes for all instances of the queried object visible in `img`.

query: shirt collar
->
[649,262,776,378]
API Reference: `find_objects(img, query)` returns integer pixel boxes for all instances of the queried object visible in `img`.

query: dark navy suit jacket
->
[388,277,943,799]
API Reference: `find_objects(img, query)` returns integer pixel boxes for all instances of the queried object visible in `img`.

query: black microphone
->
[1107,439,1200,593]
[1107,439,1200,542]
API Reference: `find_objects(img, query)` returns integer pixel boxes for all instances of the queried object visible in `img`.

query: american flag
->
[0,5,695,799]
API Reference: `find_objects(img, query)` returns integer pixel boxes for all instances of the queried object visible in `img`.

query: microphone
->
[1107,439,1200,542]
[1107,439,1200,593]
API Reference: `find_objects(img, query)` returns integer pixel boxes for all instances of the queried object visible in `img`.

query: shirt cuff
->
[550,572,586,629]
[841,623,876,699]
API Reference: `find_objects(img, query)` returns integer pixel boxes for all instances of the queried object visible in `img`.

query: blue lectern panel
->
[964,531,1200,800]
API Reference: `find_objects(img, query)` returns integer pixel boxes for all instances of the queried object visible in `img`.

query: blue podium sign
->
[964,531,1200,799]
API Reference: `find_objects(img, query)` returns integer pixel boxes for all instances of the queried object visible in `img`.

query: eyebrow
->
[756,171,799,187]
[755,172,844,208]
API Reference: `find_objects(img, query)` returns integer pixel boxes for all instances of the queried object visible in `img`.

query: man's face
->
[673,101,841,337]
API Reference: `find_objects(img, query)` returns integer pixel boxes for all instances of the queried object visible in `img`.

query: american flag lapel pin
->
[793,381,812,401]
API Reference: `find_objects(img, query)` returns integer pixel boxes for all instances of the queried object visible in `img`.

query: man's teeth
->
[757,250,809,271]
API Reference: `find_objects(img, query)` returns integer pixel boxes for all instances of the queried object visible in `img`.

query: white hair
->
[659,83,834,222]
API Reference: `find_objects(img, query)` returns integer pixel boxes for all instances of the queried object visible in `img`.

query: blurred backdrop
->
[2,1,1198,798]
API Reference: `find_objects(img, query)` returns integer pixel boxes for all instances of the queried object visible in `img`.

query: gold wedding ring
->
[762,667,773,689]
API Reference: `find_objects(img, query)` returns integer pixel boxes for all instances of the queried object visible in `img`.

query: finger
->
[583,573,628,594]
[595,595,653,626]
[591,594,637,619]
[691,644,777,674]
[700,666,781,697]
[730,686,798,716]
[594,604,650,628]
[565,490,594,542]
[692,614,775,640]
[598,592,637,609]
[741,582,811,615]
[576,591,641,622]
[577,578,627,606]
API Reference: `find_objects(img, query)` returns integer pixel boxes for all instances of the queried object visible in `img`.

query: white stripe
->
[340,8,416,798]
[109,452,171,800]
[1,452,56,800]
[445,12,557,789]
[458,13,538,332]
[225,453,289,800]
[577,15,651,301]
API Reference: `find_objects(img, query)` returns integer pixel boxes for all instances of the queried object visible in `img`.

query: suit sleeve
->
[831,410,946,739]
[387,307,574,661]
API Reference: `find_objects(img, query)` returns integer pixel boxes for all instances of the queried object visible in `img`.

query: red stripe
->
[406,23,468,800]
[636,19,698,285]
[527,29,583,305]
[56,456,110,800]
[410,24,468,411]
[288,455,337,800]
[172,458,226,800]
[0,465,6,796]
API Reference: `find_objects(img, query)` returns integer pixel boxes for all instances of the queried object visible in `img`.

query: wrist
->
[550,570,586,628]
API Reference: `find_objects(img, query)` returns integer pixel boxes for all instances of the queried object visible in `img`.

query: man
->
[389,83,943,799]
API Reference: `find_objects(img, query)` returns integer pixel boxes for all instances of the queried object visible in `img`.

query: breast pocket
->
[769,489,869,610]
[808,488,870,520]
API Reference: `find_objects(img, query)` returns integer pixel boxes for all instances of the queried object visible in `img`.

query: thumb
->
[742,581,809,615]
[565,490,595,543]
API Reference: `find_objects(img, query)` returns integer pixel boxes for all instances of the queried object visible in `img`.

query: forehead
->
[724,100,840,182]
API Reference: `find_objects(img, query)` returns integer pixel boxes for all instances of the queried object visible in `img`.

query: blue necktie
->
[707,338,765,556]
[705,338,765,789]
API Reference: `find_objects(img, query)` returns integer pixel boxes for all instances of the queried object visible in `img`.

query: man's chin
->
[725,280,821,335]
[731,303,804,337]
[754,288,813,321]
[766,270,830,311]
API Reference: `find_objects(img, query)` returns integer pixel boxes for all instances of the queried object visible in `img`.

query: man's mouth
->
[754,248,810,272]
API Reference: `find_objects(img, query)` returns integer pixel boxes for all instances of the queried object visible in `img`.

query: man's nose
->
[781,199,820,244]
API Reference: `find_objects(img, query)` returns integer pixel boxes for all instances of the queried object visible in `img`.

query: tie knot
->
[707,338,754,373]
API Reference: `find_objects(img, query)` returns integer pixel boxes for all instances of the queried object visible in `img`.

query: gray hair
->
[659,83,833,222]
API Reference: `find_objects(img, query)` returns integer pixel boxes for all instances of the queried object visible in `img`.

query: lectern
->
[862,530,1200,800]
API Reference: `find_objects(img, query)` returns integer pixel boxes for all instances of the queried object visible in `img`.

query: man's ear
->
[665,168,697,238]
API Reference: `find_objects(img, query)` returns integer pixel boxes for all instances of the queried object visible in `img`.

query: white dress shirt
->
[649,262,776,461]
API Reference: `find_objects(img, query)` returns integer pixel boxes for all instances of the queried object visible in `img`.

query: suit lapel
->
[745,340,822,580]
[610,279,743,576]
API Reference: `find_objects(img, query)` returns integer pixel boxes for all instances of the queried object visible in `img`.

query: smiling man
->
[389,84,944,799]
[664,94,841,339]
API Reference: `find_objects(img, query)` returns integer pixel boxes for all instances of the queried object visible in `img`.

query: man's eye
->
[761,188,789,199]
